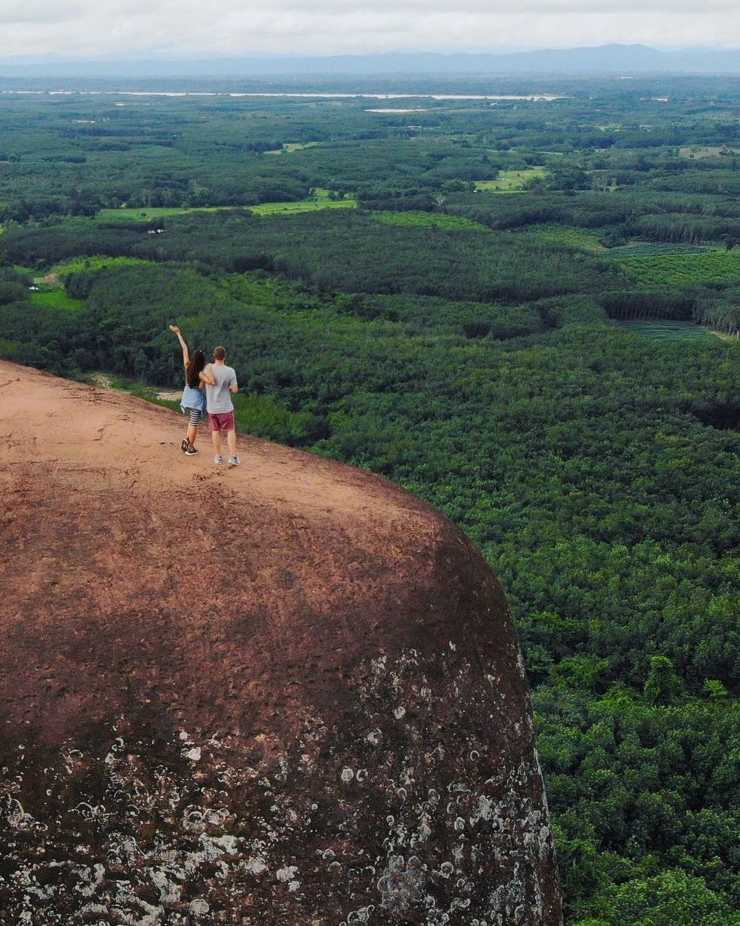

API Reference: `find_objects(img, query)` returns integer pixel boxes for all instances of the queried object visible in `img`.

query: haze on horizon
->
[2,0,739,61]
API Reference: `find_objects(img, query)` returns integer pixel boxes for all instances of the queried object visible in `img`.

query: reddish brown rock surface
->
[0,360,562,925]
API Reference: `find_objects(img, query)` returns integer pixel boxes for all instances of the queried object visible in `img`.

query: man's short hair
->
[214,346,226,361]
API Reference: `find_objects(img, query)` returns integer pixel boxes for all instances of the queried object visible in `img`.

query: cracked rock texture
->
[0,360,562,925]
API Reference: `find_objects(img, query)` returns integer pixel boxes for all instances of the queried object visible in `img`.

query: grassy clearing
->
[606,242,714,258]
[616,249,740,286]
[250,198,356,216]
[50,256,155,278]
[370,210,489,232]
[250,189,357,216]
[679,145,739,159]
[97,206,241,223]
[265,141,321,155]
[615,320,719,343]
[30,289,84,311]
[95,191,357,224]
[521,224,605,252]
[474,167,548,193]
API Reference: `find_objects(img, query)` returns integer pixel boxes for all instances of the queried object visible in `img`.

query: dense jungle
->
[1,74,738,925]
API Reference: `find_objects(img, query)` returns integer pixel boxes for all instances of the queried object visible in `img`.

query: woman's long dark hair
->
[186,349,206,388]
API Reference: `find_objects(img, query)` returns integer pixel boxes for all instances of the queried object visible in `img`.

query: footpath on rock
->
[0,359,562,926]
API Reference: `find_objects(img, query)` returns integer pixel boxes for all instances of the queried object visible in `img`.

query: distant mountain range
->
[1,45,740,79]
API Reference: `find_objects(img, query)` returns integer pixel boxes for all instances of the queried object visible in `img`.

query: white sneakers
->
[214,454,240,466]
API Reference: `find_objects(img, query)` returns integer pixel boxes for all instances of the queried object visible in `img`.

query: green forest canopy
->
[1,78,738,926]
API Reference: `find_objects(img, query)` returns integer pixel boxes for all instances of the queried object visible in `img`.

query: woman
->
[169,324,213,454]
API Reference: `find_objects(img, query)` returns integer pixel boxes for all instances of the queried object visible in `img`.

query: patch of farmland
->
[517,224,606,252]
[473,167,548,193]
[679,145,740,159]
[50,256,155,277]
[250,189,357,216]
[369,211,489,232]
[97,206,243,222]
[265,142,321,155]
[30,289,83,311]
[615,319,719,343]
[616,248,740,286]
[606,242,716,258]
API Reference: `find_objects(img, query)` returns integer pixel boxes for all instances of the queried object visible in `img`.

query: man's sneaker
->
[184,443,198,455]
[214,455,225,465]
[181,438,189,453]
[228,456,241,467]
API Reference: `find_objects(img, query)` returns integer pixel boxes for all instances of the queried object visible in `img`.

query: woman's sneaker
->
[185,443,198,455]
[181,438,189,453]
[228,456,240,466]
[214,455,225,465]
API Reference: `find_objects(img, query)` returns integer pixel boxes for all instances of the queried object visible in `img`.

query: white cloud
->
[0,0,738,57]
[0,0,88,25]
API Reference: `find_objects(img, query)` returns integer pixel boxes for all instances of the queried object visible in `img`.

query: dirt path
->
[0,359,430,532]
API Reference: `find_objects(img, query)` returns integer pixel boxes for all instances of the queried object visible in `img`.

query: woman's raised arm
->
[168,324,190,369]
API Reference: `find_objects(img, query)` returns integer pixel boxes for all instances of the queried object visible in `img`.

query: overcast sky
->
[2,0,739,58]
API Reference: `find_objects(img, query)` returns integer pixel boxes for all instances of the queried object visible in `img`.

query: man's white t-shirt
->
[205,363,237,414]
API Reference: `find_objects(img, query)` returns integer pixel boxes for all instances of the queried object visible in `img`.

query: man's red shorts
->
[209,411,235,433]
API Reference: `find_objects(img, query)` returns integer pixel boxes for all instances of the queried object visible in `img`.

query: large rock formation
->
[0,360,562,925]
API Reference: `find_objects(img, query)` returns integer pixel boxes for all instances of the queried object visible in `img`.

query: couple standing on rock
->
[169,325,240,467]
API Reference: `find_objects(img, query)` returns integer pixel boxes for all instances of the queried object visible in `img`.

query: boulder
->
[0,360,562,925]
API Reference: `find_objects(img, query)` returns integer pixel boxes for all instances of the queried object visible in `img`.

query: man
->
[204,346,239,466]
